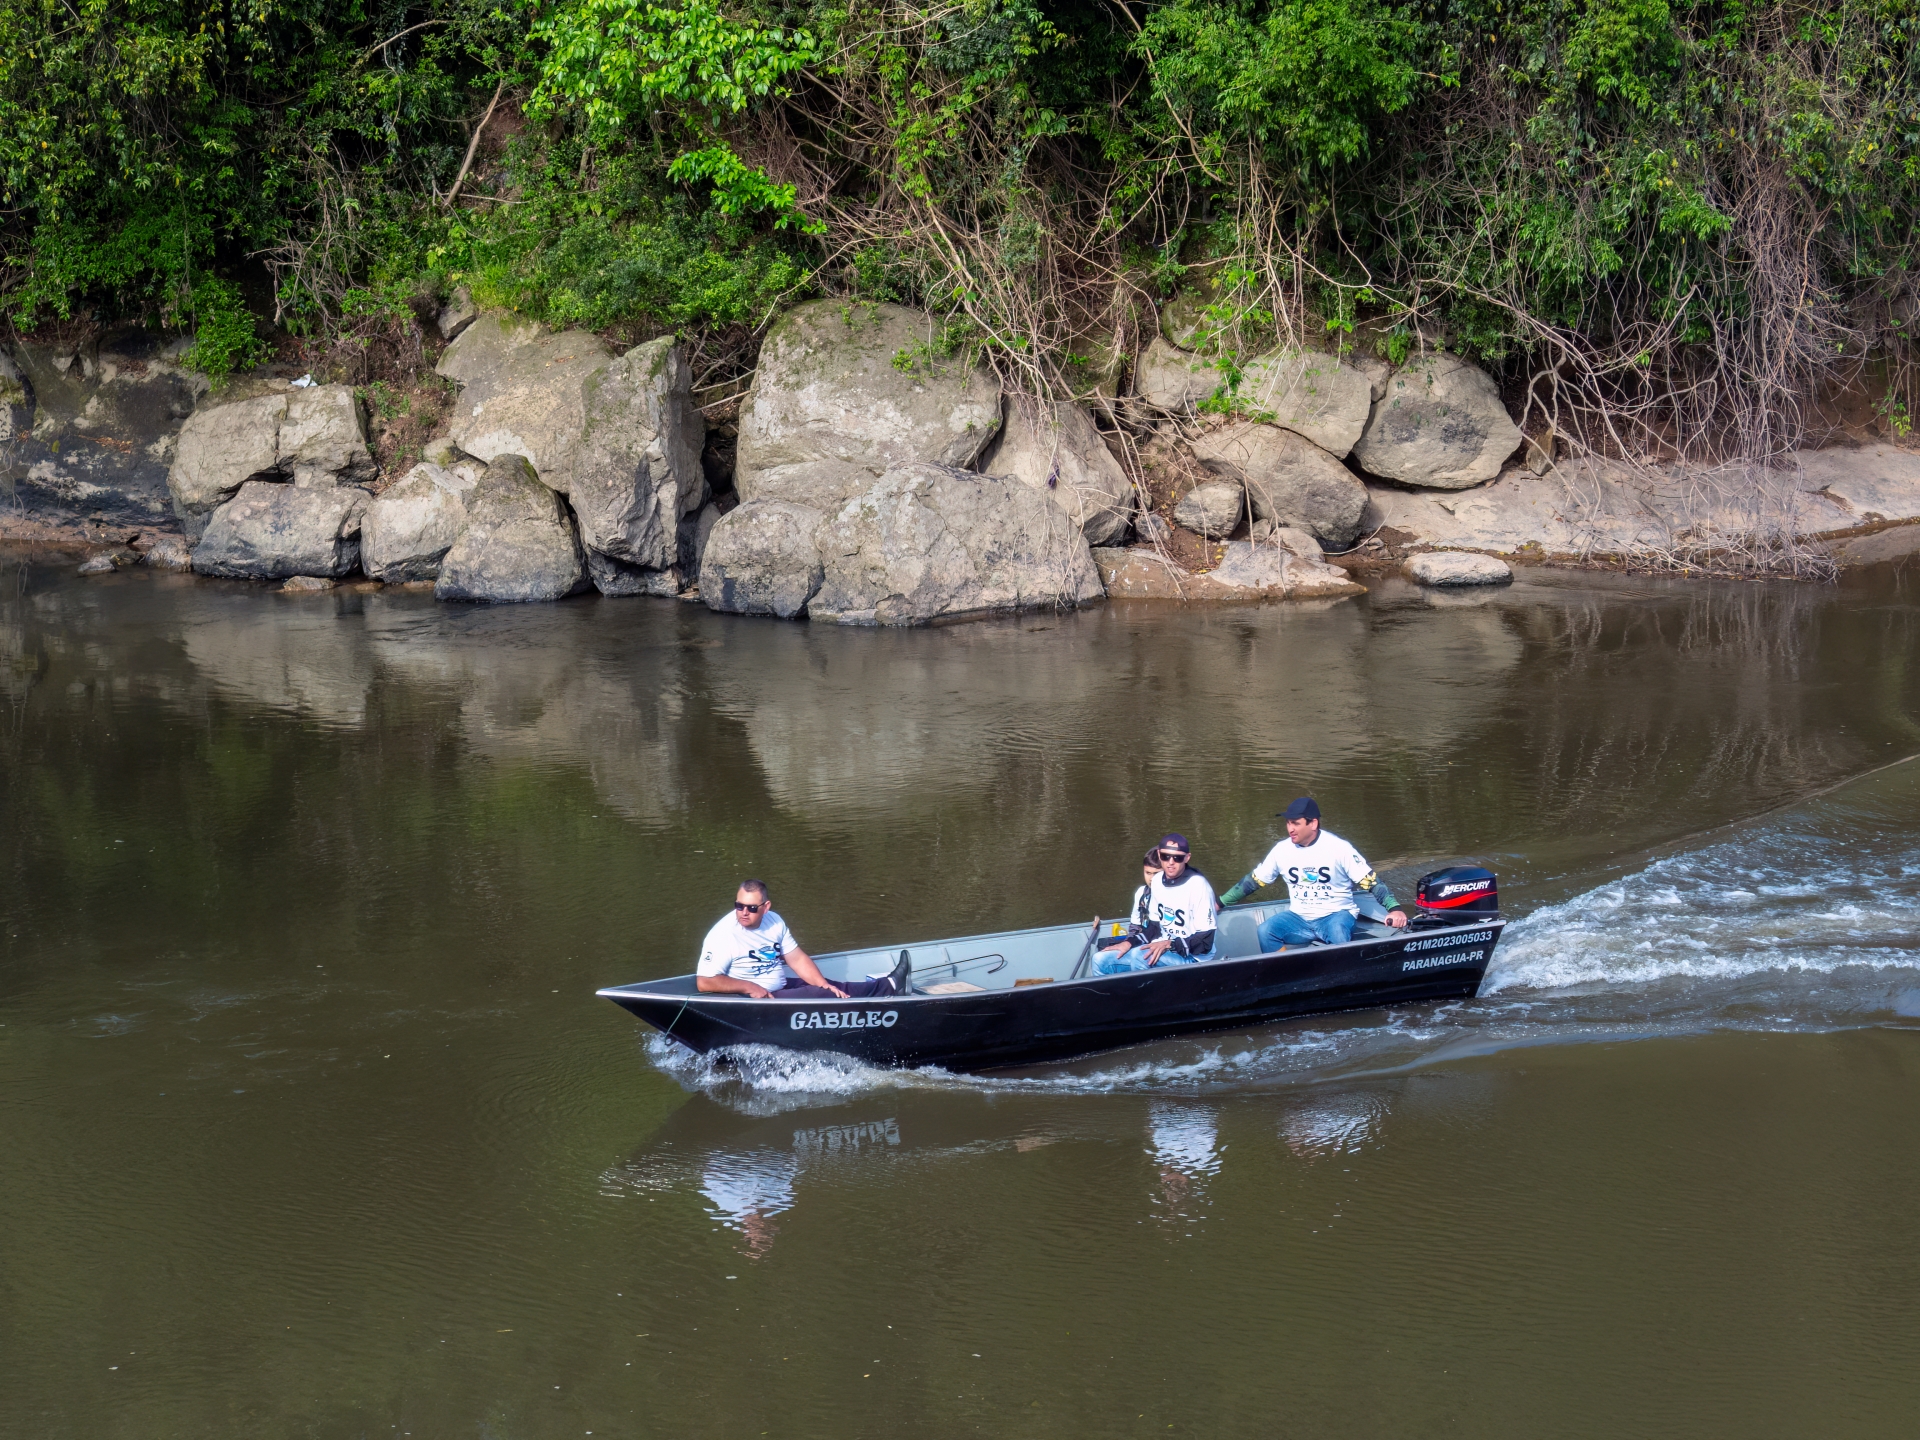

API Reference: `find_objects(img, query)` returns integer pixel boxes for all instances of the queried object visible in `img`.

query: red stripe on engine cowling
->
[1421,887,1495,909]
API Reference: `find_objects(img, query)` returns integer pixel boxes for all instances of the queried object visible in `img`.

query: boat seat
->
[1217,912,1262,958]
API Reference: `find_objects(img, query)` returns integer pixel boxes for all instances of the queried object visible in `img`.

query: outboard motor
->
[1411,866,1499,927]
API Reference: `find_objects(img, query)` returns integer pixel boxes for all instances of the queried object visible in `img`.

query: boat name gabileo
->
[790,1009,900,1030]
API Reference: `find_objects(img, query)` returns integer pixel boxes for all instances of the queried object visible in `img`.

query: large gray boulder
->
[1363,468,1595,555]
[1209,531,1367,598]
[1821,523,1920,567]
[436,287,477,342]
[1173,480,1244,539]
[1791,444,1920,525]
[436,317,706,593]
[1361,456,1758,559]
[1352,354,1523,489]
[1405,550,1514,586]
[435,455,588,603]
[810,464,1104,625]
[191,480,367,580]
[1361,446,1920,563]
[585,484,721,595]
[1192,422,1369,549]
[1157,285,1219,351]
[168,392,286,532]
[983,400,1133,545]
[279,385,375,487]
[1232,350,1376,458]
[691,501,723,567]
[699,500,827,619]
[0,345,29,436]
[3,332,203,529]
[436,315,612,489]
[586,551,684,598]
[1091,529,1365,602]
[360,462,478,582]
[1134,336,1221,413]
[1350,353,1391,405]
[570,336,708,582]
[735,301,1002,511]
[1136,341,1374,459]
[168,382,371,537]
[140,534,193,572]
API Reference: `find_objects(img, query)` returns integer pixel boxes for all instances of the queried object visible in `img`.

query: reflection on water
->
[1147,1103,1221,1220]
[8,568,1915,899]
[4,555,1920,1437]
[693,1118,906,1258]
[1278,1089,1383,1160]
[700,1150,798,1257]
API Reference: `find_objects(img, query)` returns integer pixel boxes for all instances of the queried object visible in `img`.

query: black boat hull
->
[600,918,1504,1072]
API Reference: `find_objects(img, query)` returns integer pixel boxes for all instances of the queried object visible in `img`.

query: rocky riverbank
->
[7,303,1920,621]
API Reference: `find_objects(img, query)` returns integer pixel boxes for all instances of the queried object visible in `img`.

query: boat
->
[597,866,1506,1072]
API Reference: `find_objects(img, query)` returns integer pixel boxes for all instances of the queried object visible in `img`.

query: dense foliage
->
[2,0,1916,449]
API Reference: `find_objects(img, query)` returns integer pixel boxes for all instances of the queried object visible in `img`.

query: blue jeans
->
[1093,944,1210,974]
[1257,909,1354,951]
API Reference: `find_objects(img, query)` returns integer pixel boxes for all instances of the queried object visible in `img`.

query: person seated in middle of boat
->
[1090,849,1162,970]
[1093,834,1220,972]
[1219,797,1408,950]
[696,879,908,999]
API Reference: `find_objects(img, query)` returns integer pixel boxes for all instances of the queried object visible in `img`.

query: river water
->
[3,557,1918,1437]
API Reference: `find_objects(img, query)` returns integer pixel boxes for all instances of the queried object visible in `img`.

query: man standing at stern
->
[1094,835,1220,973]
[696,880,907,998]
[1220,799,1408,950]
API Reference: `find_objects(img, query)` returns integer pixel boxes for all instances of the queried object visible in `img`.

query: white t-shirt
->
[1250,828,1379,920]
[1147,870,1219,949]
[697,910,799,989]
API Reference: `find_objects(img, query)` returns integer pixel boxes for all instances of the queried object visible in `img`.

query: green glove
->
[1221,875,1258,906]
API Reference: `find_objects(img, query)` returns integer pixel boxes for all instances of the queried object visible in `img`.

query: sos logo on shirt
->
[740,942,786,976]
[1287,866,1335,885]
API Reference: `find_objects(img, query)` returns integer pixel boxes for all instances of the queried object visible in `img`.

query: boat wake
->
[649,760,1920,1104]
[642,1023,1454,1113]
[1488,838,1919,998]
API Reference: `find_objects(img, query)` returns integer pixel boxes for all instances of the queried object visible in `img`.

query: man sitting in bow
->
[1220,798,1408,951]
[696,879,907,999]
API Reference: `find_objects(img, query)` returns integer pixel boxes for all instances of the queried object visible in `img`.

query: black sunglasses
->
[1155,850,1189,863]
[734,900,766,913]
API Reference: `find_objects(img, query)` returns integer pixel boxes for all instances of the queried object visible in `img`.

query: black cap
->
[1279,797,1320,822]
[1155,832,1191,855]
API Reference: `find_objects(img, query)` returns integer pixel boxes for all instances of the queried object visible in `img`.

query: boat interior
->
[608,903,1430,998]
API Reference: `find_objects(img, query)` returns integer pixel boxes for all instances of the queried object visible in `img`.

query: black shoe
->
[886,949,913,996]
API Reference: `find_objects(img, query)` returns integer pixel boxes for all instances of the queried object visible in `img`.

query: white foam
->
[646,1014,1453,1105]
[1487,828,1920,997]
